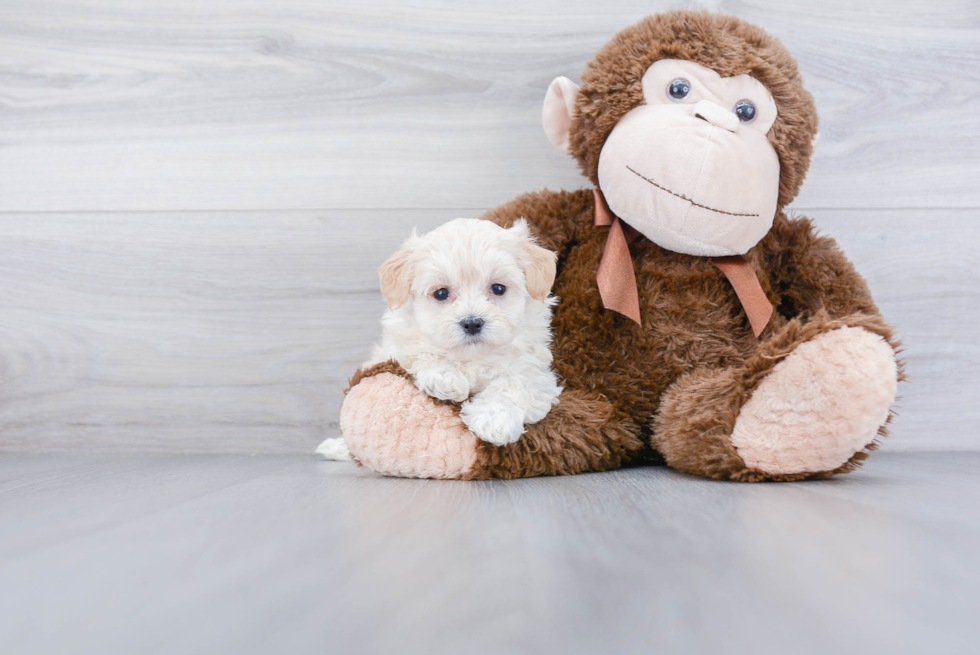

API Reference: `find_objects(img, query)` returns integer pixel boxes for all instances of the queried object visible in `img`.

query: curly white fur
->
[317,218,562,459]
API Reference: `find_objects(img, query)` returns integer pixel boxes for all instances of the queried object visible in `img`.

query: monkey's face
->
[544,58,788,257]
[597,60,780,257]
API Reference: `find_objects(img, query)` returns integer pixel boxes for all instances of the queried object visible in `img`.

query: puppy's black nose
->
[461,317,484,335]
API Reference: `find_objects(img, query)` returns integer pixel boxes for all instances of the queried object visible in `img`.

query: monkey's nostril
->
[461,317,485,335]
[692,100,738,132]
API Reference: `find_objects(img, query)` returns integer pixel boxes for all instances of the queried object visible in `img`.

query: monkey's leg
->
[651,311,901,482]
[340,362,644,480]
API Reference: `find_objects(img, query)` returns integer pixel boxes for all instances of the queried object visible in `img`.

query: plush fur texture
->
[652,310,901,482]
[570,11,818,211]
[340,362,478,479]
[730,326,898,474]
[582,57,785,257]
[339,360,644,480]
[337,11,903,482]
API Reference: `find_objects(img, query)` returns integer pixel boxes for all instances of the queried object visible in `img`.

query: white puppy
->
[317,218,562,460]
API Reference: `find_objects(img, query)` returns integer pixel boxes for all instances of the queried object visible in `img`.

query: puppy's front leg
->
[412,363,471,403]
[459,380,526,446]
[460,394,524,446]
[461,372,562,446]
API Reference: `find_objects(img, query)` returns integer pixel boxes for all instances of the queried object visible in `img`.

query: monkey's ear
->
[542,76,580,154]
[510,219,557,301]
[378,236,416,309]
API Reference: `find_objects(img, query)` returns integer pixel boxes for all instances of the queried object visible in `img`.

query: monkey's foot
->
[340,365,479,480]
[653,313,900,482]
[341,360,644,480]
[730,326,898,475]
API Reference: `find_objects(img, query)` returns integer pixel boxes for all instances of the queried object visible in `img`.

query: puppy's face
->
[379,218,556,358]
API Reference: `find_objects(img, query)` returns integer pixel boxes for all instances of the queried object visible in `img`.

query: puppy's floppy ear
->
[509,218,557,302]
[378,231,417,309]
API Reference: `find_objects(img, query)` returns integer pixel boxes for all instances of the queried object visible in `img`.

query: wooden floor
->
[1,452,978,654]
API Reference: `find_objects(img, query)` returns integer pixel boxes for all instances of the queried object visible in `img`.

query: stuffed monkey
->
[335,11,902,482]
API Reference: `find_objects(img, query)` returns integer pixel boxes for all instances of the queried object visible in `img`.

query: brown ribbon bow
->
[592,188,774,337]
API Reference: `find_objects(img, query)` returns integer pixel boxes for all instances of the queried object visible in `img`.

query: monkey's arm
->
[480,188,592,254]
[759,212,882,321]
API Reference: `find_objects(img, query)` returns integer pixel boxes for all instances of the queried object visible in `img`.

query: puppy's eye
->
[490,284,506,296]
[433,288,450,301]
[668,78,691,101]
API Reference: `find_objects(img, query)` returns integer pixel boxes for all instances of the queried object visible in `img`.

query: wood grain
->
[0,0,977,212]
[0,0,975,453]
[0,209,448,452]
[1,452,978,654]
[0,208,975,453]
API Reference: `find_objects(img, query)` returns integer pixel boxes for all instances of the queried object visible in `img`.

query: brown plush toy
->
[337,10,903,482]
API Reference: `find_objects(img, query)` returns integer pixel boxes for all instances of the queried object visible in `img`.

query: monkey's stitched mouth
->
[626,166,759,218]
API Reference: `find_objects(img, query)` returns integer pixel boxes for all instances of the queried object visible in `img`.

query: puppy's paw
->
[414,366,470,403]
[460,396,525,446]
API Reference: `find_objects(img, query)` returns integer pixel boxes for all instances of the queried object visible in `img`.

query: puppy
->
[317,218,561,461]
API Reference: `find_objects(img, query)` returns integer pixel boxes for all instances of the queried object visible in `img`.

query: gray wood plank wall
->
[1,0,977,452]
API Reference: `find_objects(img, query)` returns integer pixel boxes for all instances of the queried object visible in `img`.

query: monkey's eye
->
[433,288,450,301]
[734,99,757,123]
[490,284,506,296]
[668,78,691,101]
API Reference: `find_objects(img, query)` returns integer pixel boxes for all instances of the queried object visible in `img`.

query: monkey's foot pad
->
[731,326,898,475]
[340,371,479,479]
